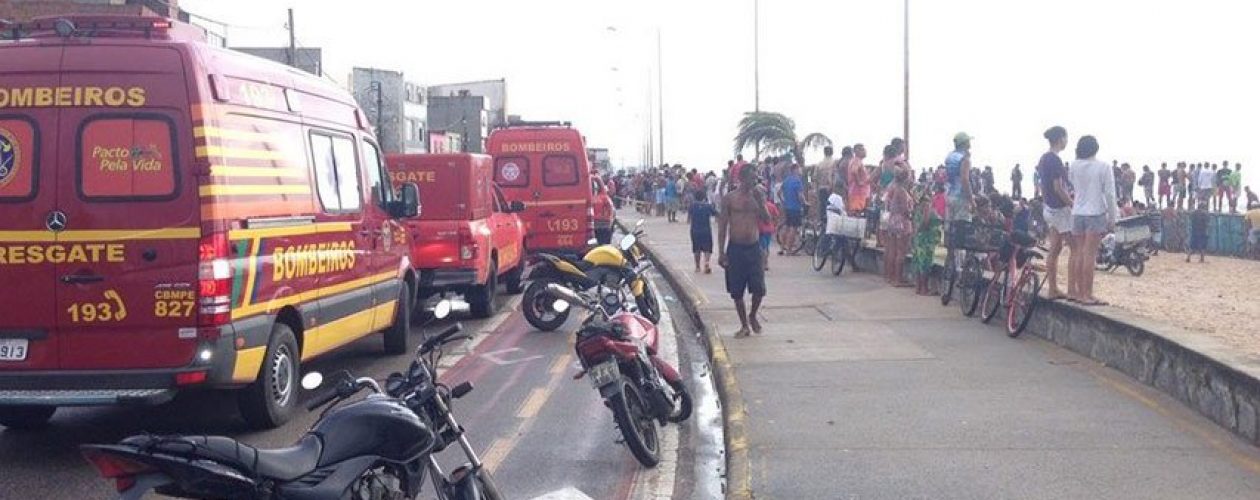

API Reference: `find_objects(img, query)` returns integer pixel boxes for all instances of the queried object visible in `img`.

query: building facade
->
[428,79,507,130]
[349,67,427,154]
[427,94,488,154]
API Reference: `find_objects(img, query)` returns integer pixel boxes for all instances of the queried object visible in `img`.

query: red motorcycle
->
[545,283,691,467]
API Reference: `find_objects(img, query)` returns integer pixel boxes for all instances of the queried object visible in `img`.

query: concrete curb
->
[616,219,753,500]
[855,243,1260,447]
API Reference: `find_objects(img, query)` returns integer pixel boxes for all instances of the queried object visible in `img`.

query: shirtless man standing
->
[718,165,771,337]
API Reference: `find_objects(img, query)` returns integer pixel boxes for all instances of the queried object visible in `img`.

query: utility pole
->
[286,8,296,67]
[656,28,664,166]
[753,0,760,113]
[902,0,910,161]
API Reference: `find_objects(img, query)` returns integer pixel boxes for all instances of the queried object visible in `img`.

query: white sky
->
[182,0,1260,189]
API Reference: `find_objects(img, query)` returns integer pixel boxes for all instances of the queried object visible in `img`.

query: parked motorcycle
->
[1096,232,1150,276]
[545,283,690,468]
[81,302,501,500]
[522,221,659,331]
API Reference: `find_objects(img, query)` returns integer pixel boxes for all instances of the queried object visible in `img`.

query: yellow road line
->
[480,438,513,474]
[210,165,305,178]
[0,228,200,242]
[515,388,549,419]
[548,353,570,375]
[199,184,310,197]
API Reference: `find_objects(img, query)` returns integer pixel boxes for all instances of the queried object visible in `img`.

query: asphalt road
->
[0,275,719,500]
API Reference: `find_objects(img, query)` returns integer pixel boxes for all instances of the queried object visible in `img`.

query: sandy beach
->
[1047,249,1258,359]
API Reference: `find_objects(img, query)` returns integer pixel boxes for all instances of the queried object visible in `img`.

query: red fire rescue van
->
[486,122,596,255]
[0,16,421,429]
[386,153,527,318]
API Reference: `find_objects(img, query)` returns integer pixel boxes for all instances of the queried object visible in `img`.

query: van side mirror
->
[508,200,526,213]
[391,182,420,218]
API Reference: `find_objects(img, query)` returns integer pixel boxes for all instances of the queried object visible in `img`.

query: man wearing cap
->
[944,133,976,222]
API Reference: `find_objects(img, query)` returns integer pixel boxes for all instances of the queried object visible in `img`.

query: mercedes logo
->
[45,210,67,232]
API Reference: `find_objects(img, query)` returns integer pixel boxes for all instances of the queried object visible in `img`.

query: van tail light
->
[198,232,232,327]
[458,227,477,261]
[81,449,155,493]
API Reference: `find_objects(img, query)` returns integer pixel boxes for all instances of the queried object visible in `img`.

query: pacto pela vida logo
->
[0,128,19,187]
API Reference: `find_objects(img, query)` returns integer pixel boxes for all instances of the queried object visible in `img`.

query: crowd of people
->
[594,130,1258,335]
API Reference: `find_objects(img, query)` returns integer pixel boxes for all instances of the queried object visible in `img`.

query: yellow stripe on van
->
[196,145,288,161]
[301,300,397,360]
[523,199,588,207]
[194,126,276,142]
[231,271,395,321]
[227,222,353,241]
[231,346,267,383]
[199,184,311,197]
[210,165,306,178]
[0,228,200,242]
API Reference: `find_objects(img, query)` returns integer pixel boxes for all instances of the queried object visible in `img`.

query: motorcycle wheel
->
[636,280,662,325]
[610,378,661,467]
[522,280,569,331]
[1126,257,1145,276]
[666,380,693,424]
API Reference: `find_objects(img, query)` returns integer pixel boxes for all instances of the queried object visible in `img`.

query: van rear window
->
[542,156,579,186]
[78,116,177,200]
[494,157,529,187]
[0,117,38,202]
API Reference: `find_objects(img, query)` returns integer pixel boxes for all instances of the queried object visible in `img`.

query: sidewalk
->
[622,208,1260,499]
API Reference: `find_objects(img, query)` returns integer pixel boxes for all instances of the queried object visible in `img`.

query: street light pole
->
[753,0,760,113]
[656,27,664,166]
[903,0,910,161]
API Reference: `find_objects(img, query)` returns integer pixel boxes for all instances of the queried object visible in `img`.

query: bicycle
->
[978,231,1044,337]
[777,208,819,256]
[942,220,1000,317]
[814,208,863,275]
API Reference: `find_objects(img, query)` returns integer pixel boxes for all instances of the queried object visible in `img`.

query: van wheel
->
[384,284,413,355]
[504,262,525,295]
[239,324,299,429]
[0,406,57,430]
[470,261,499,319]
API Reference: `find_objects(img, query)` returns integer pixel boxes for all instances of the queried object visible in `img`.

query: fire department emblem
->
[501,162,521,182]
[0,128,18,188]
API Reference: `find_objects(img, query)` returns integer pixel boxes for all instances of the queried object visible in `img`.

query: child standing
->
[1187,201,1209,263]
[689,190,717,273]
[912,188,943,296]
[759,193,780,271]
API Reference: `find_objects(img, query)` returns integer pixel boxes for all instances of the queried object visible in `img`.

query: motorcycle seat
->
[123,434,322,482]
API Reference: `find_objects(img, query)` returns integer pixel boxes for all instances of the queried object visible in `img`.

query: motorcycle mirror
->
[619,234,637,251]
[433,299,452,320]
[553,299,571,313]
[301,372,324,390]
[635,219,645,228]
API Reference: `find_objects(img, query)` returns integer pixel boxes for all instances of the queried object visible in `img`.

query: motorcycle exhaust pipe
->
[544,283,592,312]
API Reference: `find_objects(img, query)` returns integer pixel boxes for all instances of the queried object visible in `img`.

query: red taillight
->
[457,227,478,261]
[175,370,208,386]
[82,449,153,492]
[198,232,232,327]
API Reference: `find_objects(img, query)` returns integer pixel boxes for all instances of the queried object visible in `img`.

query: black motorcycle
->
[82,302,500,500]
[1096,233,1150,276]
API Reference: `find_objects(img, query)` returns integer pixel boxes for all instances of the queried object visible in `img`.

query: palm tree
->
[732,111,832,166]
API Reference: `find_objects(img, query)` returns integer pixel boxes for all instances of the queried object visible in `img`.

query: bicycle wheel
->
[1007,270,1041,337]
[801,225,818,256]
[777,223,805,255]
[980,268,1008,324]
[830,237,847,275]
[812,234,831,271]
[958,255,983,317]
[940,249,957,306]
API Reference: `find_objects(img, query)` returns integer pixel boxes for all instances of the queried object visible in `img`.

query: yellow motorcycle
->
[522,221,659,331]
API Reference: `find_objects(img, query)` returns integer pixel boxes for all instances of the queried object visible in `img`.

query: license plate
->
[588,360,620,388]
[0,339,28,361]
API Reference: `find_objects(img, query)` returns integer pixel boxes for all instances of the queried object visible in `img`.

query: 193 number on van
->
[66,289,128,323]
[546,218,580,232]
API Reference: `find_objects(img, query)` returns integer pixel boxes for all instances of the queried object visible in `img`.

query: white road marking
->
[480,347,545,366]
[529,487,597,500]
[629,276,681,500]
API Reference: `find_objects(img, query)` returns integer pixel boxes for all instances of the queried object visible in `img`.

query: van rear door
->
[52,45,201,370]
[0,45,63,371]
[497,153,589,251]
[399,157,469,269]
